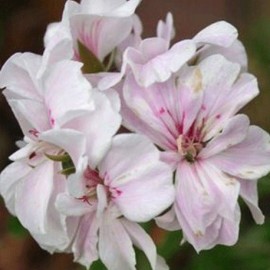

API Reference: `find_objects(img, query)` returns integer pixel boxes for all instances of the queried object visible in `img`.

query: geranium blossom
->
[44,0,141,66]
[120,54,270,251]
[0,42,121,251]
[56,134,175,269]
[98,18,246,91]
[0,0,269,268]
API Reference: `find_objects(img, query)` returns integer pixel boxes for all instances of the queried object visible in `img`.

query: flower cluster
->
[1,0,270,269]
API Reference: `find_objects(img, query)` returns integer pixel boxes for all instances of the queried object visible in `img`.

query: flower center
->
[78,167,122,205]
[177,135,203,163]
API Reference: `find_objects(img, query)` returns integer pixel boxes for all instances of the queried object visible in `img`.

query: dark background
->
[1,1,270,269]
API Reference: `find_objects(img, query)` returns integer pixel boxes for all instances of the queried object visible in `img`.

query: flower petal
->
[200,114,249,159]
[56,193,92,216]
[210,126,270,179]
[99,134,174,222]
[238,179,264,224]
[99,213,136,270]
[127,39,196,87]
[43,60,94,127]
[193,21,238,47]
[64,90,121,168]
[70,15,133,61]
[121,219,160,270]
[5,98,50,138]
[15,161,54,234]
[197,39,247,70]
[0,161,31,215]
[0,52,42,99]
[81,0,141,17]
[72,212,99,268]
[155,207,181,231]
[40,129,86,167]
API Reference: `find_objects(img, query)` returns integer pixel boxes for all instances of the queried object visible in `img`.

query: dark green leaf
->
[78,40,105,74]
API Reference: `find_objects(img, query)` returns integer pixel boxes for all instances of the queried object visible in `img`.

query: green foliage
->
[90,260,107,270]
[247,19,270,68]
[7,216,28,237]
[78,40,105,73]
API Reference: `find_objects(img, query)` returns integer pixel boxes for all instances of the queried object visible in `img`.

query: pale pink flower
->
[98,13,193,90]
[56,134,174,269]
[120,54,270,251]
[99,19,246,91]
[193,20,247,70]
[44,0,141,64]
[0,43,121,251]
[0,49,93,249]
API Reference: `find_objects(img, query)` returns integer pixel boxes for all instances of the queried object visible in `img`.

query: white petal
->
[15,161,54,234]
[155,207,181,231]
[6,98,50,138]
[121,219,157,270]
[72,212,99,268]
[32,168,78,252]
[194,21,238,47]
[70,15,133,60]
[64,90,121,168]
[210,126,270,179]
[43,60,93,127]
[200,114,249,158]
[239,179,264,224]
[56,193,92,216]
[128,39,196,87]
[81,0,141,17]
[99,134,159,184]
[0,52,42,99]
[197,39,248,70]
[0,161,31,214]
[99,213,136,270]
[215,205,240,246]
[113,161,174,222]
[157,12,175,45]
[40,129,86,167]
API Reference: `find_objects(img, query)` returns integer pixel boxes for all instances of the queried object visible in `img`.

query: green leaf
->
[78,40,105,74]
[60,167,76,176]
[90,260,107,270]
[157,230,182,260]
[8,216,28,237]
[135,247,152,270]
[45,153,71,162]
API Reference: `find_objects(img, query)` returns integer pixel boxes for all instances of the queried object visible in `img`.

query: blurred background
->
[1,0,270,269]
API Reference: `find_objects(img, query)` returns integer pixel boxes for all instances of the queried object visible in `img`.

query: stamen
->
[176,133,203,163]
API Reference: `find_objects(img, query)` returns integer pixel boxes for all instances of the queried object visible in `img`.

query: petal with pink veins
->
[56,193,93,216]
[126,39,196,87]
[5,98,50,139]
[70,15,133,61]
[200,114,249,159]
[99,134,174,222]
